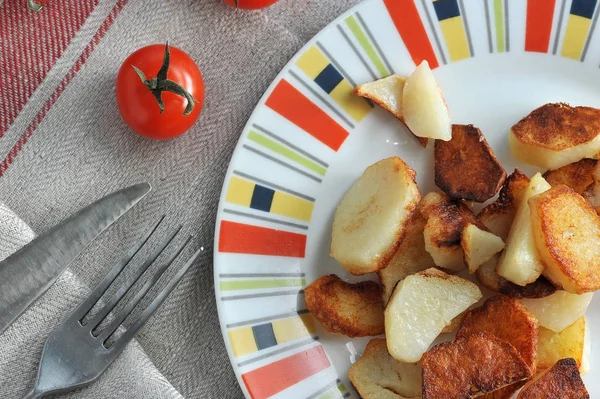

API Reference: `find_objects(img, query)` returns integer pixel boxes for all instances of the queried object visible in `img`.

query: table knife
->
[0,183,151,335]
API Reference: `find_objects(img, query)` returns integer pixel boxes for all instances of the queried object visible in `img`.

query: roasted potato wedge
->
[441,312,466,334]
[509,103,600,169]
[456,296,538,373]
[481,384,522,399]
[421,192,476,271]
[522,291,593,333]
[349,338,421,399]
[476,257,557,299]
[331,157,421,275]
[477,169,530,240]
[354,75,428,148]
[422,332,532,399]
[496,173,551,286]
[402,61,451,141]
[543,158,597,194]
[385,268,481,362]
[461,223,505,274]
[529,184,600,293]
[378,210,436,305]
[435,124,507,202]
[516,358,589,399]
[538,317,586,372]
[304,275,384,337]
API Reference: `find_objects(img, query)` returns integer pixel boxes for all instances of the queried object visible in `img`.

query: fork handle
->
[22,388,44,399]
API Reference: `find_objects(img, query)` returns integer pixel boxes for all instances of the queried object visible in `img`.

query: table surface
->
[0,0,360,397]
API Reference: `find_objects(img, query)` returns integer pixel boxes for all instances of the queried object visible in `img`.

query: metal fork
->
[23,217,201,399]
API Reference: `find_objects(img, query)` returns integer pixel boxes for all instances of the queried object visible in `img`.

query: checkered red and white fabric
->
[0,0,359,397]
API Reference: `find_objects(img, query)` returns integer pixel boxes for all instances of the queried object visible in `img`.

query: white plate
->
[214,0,600,397]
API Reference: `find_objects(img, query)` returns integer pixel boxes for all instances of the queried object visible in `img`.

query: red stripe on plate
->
[265,79,349,151]
[383,0,439,69]
[218,220,306,257]
[0,0,128,177]
[0,0,100,137]
[242,345,330,399]
[525,0,557,53]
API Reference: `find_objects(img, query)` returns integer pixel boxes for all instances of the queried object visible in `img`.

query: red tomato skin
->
[224,0,279,9]
[116,44,204,140]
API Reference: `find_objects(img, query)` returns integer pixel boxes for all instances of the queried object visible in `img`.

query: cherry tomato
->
[224,0,279,9]
[116,43,204,140]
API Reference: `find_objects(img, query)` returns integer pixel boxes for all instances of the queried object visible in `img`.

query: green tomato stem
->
[130,42,199,116]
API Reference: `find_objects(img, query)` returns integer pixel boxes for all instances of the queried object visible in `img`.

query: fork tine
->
[108,248,201,354]
[97,235,192,343]
[71,216,165,323]
[87,225,182,332]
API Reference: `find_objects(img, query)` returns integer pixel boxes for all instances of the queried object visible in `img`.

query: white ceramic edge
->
[212,1,376,397]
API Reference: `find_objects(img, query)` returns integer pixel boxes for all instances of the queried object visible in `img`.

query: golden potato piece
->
[510,103,600,170]
[476,257,557,299]
[529,184,600,293]
[348,339,421,399]
[378,210,436,305]
[477,169,530,240]
[441,312,466,334]
[354,75,427,148]
[331,157,421,275]
[422,332,532,399]
[385,268,481,363]
[435,124,507,202]
[538,317,585,372]
[543,158,597,195]
[496,173,551,286]
[522,291,593,333]
[304,275,383,337]
[402,61,451,141]
[456,296,538,373]
[420,192,477,271]
[516,358,589,399]
[461,223,505,274]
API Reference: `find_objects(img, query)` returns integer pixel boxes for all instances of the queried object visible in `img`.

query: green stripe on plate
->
[345,15,389,76]
[247,131,327,176]
[494,0,505,52]
[220,278,306,291]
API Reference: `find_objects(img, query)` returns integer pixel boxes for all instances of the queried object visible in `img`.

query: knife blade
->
[0,183,151,335]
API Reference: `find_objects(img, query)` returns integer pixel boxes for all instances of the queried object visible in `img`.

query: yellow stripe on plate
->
[296,46,330,80]
[272,314,316,344]
[562,14,592,60]
[439,17,470,62]
[270,191,314,222]
[329,79,371,122]
[229,327,258,357]
[225,176,254,207]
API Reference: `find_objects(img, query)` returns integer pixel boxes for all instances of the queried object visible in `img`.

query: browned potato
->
[517,358,589,399]
[435,124,507,202]
[476,258,557,299]
[456,296,538,373]
[543,158,597,194]
[529,184,600,293]
[481,384,523,399]
[354,75,427,148]
[304,275,383,337]
[509,103,600,169]
[477,169,530,240]
[422,332,532,399]
[348,339,421,399]
[378,210,436,305]
[420,192,477,271]
[537,317,586,372]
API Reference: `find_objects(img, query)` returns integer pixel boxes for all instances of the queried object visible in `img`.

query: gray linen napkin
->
[0,203,184,399]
